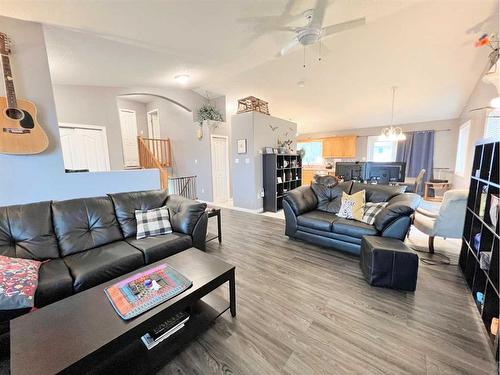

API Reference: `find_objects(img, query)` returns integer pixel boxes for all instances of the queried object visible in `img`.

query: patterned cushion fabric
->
[337,190,365,221]
[135,206,172,239]
[362,202,388,225]
[0,255,41,310]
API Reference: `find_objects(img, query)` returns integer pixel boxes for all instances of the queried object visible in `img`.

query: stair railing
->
[137,136,172,189]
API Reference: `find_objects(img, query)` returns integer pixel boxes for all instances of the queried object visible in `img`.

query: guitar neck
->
[1,54,16,108]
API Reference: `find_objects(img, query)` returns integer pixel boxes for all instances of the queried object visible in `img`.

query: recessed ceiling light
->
[297,80,305,87]
[491,96,500,109]
[174,74,190,84]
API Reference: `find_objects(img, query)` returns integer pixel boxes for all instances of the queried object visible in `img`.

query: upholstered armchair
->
[413,189,468,253]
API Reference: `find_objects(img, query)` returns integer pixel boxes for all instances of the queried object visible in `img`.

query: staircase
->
[137,136,172,189]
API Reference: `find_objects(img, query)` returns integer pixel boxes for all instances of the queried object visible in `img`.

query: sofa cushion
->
[165,195,207,235]
[0,201,59,260]
[297,210,337,232]
[109,190,169,238]
[63,241,144,292]
[126,233,192,264]
[331,217,378,239]
[52,197,123,257]
[311,179,352,213]
[374,193,421,232]
[284,186,318,216]
[350,183,403,203]
[35,259,74,308]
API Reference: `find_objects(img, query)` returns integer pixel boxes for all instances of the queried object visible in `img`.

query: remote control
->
[150,311,190,340]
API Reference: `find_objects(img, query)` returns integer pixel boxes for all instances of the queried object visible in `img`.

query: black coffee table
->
[10,248,236,375]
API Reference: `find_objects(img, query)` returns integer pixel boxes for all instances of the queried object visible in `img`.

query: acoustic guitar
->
[0,32,48,154]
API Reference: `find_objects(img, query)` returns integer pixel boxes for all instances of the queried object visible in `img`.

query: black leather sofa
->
[284,178,421,255]
[0,189,207,353]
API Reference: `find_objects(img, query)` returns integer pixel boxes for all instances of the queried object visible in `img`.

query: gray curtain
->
[396,130,434,181]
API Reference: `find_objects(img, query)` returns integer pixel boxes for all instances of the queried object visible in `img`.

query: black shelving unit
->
[263,154,302,212]
[459,138,499,360]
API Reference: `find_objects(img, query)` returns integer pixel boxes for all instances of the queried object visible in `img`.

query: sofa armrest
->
[165,195,207,236]
[374,193,421,232]
[283,199,298,237]
[191,212,208,250]
[416,207,439,218]
[284,186,318,216]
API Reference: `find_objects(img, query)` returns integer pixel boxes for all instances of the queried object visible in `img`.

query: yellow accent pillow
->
[337,190,366,221]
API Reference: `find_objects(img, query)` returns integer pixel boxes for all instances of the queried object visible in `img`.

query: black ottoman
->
[360,236,419,291]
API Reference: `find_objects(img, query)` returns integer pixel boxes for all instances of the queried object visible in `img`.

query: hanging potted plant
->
[195,103,224,139]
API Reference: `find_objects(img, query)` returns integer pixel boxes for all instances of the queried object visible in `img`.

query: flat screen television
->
[366,162,406,183]
[335,162,406,183]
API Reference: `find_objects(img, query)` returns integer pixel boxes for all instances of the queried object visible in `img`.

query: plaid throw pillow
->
[362,202,388,225]
[135,206,172,239]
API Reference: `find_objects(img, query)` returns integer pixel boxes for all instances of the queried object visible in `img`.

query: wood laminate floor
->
[160,208,497,375]
[0,208,496,375]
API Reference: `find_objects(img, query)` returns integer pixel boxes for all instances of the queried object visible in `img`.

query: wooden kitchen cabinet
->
[322,136,356,158]
[302,169,314,186]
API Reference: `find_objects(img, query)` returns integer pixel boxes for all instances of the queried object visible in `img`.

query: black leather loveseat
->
[0,189,207,352]
[284,177,421,255]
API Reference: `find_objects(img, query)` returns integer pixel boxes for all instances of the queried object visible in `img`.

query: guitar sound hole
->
[5,108,24,120]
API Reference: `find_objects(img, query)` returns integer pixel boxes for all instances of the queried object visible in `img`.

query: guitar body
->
[0,97,49,154]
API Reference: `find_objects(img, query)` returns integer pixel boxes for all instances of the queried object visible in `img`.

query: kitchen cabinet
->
[302,169,315,186]
[322,136,356,158]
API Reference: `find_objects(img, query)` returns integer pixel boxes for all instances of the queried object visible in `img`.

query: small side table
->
[424,182,451,202]
[206,208,222,243]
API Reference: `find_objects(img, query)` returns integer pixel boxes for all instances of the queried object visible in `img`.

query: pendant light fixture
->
[380,86,406,141]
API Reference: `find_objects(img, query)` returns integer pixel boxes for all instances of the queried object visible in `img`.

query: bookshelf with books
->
[263,154,302,212]
[459,138,499,360]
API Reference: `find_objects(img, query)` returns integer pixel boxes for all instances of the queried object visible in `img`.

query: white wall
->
[299,118,460,181]
[453,78,499,189]
[53,85,125,169]
[145,96,229,202]
[53,84,229,201]
[0,16,160,207]
[231,112,297,210]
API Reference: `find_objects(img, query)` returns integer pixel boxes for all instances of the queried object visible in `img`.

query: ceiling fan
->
[279,0,366,56]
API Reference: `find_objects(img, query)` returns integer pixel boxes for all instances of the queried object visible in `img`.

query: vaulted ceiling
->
[0,0,498,133]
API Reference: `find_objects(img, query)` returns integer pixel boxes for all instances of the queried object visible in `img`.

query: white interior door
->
[59,127,76,170]
[147,110,161,138]
[119,109,139,168]
[59,124,110,172]
[211,135,230,203]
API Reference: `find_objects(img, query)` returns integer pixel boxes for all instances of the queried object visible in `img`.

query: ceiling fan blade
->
[321,17,366,37]
[280,37,300,56]
[310,0,327,28]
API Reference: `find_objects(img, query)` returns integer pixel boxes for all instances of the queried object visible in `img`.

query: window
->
[484,110,500,139]
[455,121,471,177]
[367,136,397,162]
[297,141,323,166]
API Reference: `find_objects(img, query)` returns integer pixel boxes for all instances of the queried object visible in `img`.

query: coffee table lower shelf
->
[68,293,230,375]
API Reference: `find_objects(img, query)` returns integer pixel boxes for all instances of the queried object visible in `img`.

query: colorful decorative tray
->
[104,263,192,320]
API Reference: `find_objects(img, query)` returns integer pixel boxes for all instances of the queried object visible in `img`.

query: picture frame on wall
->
[237,139,247,154]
